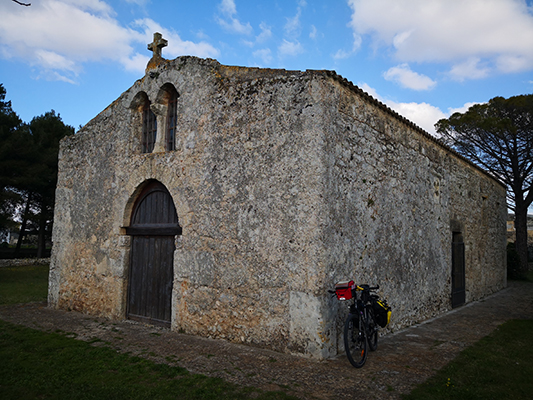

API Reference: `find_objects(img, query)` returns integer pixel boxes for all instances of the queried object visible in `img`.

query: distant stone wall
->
[0,258,50,267]
[49,57,507,359]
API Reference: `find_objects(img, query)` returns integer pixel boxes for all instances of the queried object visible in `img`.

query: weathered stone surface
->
[49,56,507,359]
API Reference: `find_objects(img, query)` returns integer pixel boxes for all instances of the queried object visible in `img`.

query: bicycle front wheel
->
[367,307,378,351]
[344,315,367,368]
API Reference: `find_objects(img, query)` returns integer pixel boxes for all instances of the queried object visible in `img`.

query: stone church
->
[48,34,507,359]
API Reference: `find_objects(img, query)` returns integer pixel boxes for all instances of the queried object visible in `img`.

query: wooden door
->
[451,232,465,308]
[126,181,181,327]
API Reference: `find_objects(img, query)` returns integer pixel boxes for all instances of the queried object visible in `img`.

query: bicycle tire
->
[367,307,378,351]
[344,314,367,368]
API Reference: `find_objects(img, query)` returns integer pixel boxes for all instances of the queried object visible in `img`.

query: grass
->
[0,264,296,399]
[2,263,532,399]
[402,319,533,400]
[0,320,296,400]
[0,264,49,305]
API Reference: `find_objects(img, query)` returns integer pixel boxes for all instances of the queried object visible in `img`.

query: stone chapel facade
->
[48,36,507,359]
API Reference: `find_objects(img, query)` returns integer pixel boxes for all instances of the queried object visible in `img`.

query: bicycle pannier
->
[373,299,391,327]
[335,280,355,300]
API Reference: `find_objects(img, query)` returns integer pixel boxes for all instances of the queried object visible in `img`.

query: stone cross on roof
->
[148,32,168,59]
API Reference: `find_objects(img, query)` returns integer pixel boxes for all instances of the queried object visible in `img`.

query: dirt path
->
[1,281,532,400]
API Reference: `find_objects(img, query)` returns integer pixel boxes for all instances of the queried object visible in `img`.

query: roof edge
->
[307,68,505,189]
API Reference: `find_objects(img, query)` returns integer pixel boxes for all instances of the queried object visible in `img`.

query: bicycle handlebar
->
[355,285,380,291]
[329,284,380,294]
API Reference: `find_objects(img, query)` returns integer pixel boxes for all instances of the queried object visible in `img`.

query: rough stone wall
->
[314,75,507,353]
[50,57,334,357]
[49,56,507,360]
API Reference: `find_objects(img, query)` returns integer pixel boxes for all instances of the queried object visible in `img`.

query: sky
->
[1,0,533,136]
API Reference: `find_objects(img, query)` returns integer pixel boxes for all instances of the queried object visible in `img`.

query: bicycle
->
[330,281,391,368]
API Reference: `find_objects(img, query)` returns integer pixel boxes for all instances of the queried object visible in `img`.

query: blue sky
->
[1,0,533,136]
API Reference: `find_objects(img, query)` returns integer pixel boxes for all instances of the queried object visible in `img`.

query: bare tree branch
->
[12,0,31,6]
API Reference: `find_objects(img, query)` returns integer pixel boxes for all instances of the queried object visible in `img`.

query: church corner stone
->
[49,55,507,359]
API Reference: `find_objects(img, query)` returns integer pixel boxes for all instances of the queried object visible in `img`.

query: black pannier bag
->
[373,298,391,328]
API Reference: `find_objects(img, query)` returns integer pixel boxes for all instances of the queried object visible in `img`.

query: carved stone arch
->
[155,82,179,104]
[129,91,150,111]
[154,83,180,151]
[122,179,155,228]
[129,91,156,153]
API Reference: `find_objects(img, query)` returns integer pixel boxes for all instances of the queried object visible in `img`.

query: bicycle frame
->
[349,287,375,343]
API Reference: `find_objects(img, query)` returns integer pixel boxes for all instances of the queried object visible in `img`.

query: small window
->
[166,90,178,151]
[142,101,157,153]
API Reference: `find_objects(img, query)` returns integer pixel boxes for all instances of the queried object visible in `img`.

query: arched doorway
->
[125,181,181,327]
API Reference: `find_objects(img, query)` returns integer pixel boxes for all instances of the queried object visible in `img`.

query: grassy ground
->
[402,319,533,400]
[1,265,532,399]
[0,264,49,305]
[404,272,533,399]
[0,320,296,400]
[0,265,296,399]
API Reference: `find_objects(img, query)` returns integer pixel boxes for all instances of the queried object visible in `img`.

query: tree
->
[0,84,25,242]
[436,94,533,278]
[27,111,74,256]
[0,84,74,257]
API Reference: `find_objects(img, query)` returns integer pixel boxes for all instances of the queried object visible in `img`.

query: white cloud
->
[284,0,309,42]
[448,58,490,81]
[358,83,380,99]
[121,52,150,73]
[216,0,253,35]
[359,83,445,135]
[333,32,362,60]
[0,0,219,81]
[360,83,483,136]
[253,48,273,64]
[34,49,78,72]
[278,40,304,57]
[448,102,482,115]
[257,22,272,43]
[285,7,302,37]
[347,0,533,80]
[124,0,149,6]
[496,54,532,73]
[383,64,436,90]
[388,101,446,135]
[219,0,237,15]
[243,22,272,48]
[309,25,318,40]
[134,19,219,61]
[333,49,352,60]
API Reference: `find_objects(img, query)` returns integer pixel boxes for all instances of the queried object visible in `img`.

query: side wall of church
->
[314,74,507,353]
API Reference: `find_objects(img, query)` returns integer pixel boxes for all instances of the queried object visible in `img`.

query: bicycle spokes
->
[344,317,367,368]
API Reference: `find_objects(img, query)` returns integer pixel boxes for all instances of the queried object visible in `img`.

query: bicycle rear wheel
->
[344,315,367,368]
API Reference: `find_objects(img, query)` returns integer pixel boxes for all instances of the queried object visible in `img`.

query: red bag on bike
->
[335,280,355,300]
